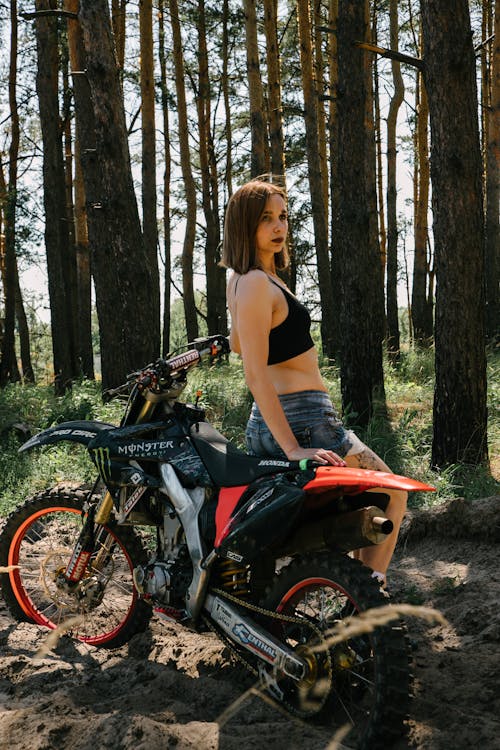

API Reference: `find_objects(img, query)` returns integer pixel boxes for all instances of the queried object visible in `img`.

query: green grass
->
[0,348,498,516]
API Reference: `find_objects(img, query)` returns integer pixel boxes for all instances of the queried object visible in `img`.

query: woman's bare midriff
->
[230,339,327,395]
[268,348,327,394]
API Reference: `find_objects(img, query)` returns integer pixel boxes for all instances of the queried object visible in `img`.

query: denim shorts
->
[245,390,365,459]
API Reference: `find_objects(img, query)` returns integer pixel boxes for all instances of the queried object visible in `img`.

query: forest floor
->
[1,495,500,750]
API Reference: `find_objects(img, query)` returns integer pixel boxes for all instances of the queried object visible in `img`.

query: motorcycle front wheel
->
[260,552,410,750]
[0,486,152,648]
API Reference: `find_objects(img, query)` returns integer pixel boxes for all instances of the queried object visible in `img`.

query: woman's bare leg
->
[344,446,407,582]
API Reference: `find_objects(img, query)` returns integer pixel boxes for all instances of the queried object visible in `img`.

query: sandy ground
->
[1,496,500,750]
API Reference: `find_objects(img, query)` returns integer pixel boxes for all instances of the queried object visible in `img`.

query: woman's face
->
[254,193,288,265]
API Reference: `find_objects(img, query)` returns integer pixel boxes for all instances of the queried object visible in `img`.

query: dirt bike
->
[0,334,434,748]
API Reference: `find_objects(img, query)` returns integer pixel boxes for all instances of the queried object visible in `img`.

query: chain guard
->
[203,587,333,718]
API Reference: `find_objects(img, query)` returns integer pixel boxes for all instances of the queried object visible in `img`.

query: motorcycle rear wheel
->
[0,486,152,648]
[260,552,410,749]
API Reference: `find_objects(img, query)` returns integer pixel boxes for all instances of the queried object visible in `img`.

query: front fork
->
[64,491,115,584]
[64,397,155,585]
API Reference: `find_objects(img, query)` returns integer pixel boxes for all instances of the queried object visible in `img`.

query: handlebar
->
[134,335,230,392]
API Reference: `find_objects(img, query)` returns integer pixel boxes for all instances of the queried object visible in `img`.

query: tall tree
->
[139,0,160,343]
[263,0,286,177]
[66,0,94,379]
[168,0,199,342]
[158,0,172,356]
[336,0,386,424]
[328,0,341,351]
[111,0,126,71]
[485,0,500,340]
[35,0,78,393]
[385,0,405,363]
[222,0,234,197]
[0,0,21,385]
[421,0,488,467]
[244,0,269,176]
[411,52,433,343]
[195,1,227,335]
[296,0,335,359]
[75,0,161,389]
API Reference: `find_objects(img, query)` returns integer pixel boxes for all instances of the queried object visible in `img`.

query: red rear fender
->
[303,466,435,495]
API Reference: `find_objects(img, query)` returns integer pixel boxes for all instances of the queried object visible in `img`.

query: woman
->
[221,178,406,584]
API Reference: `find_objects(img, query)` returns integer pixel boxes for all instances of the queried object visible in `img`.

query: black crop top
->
[267,278,314,365]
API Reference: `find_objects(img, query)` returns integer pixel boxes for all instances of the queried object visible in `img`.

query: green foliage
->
[0,380,122,516]
[0,348,498,517]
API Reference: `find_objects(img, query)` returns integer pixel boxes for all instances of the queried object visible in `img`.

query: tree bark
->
[0,0,21,386]
[263,0,286,178]
[35,0,77,393]
[411,58,433,343]
[222,0,234,197]
[421,0,488,467]
[328,0,341,352]
[385,0,404,363]
[168,0,199,342]
[196,0,226,336]
[73,0,160,389]
[139,0,161,343]
[111,0,126,71]
[296,0,335,360]
[244,0,270,177]
[73,134,94,379]
[158,0,172,356]
[485,0,500,341]
[336,0,386,425]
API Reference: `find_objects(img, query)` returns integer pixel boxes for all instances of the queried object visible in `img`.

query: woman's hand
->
[285,446,346,466]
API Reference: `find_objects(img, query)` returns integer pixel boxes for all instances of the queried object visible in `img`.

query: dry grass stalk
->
[316,602,447,654]
[33,615,85,661]
[0,565,20,573]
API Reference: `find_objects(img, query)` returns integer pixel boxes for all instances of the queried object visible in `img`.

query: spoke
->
[330,685,356,725]
[345,667,375,688]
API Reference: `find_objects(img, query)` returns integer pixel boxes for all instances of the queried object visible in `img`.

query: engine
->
[133,545,192,606]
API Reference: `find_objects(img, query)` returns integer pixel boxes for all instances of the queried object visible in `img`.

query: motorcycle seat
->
[189,422,296,486]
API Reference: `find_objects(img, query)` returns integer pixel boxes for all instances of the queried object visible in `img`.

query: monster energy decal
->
[117,440,175,457]
[92,446,112,482]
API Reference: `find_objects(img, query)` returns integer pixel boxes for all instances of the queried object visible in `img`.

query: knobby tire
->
[260,551,411,749]
[0,486,152,648]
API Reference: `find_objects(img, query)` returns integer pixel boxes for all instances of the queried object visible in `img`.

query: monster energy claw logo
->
[92,446,112,482]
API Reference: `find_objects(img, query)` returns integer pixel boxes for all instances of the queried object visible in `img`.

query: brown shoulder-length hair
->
[220,178,289,274]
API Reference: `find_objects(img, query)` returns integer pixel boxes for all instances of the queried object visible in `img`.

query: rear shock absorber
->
[217,559,250,598]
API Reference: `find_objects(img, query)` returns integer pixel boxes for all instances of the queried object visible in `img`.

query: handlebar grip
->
[165,349,201,373]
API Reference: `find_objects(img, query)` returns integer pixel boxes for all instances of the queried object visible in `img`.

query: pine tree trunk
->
[139,0,160,344]
[336,0,386,425]
[385,0,404,363]
[222,0,234,197]
[74,135,94,379]
[411,33,433,344]
[485,0,500,341]
[244,0,269,177]
[111,0,126,71]
[197,0,226,336]
[296,0,335,360]
[74,0,161,388]
[158,0,172,356]
[35,0,76,394]
[421,0,488,467]
[263,0,286,177]
[168,0,199,342]
[0,0,21,387]
[66,0,94,379]
[328,0,341,351]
